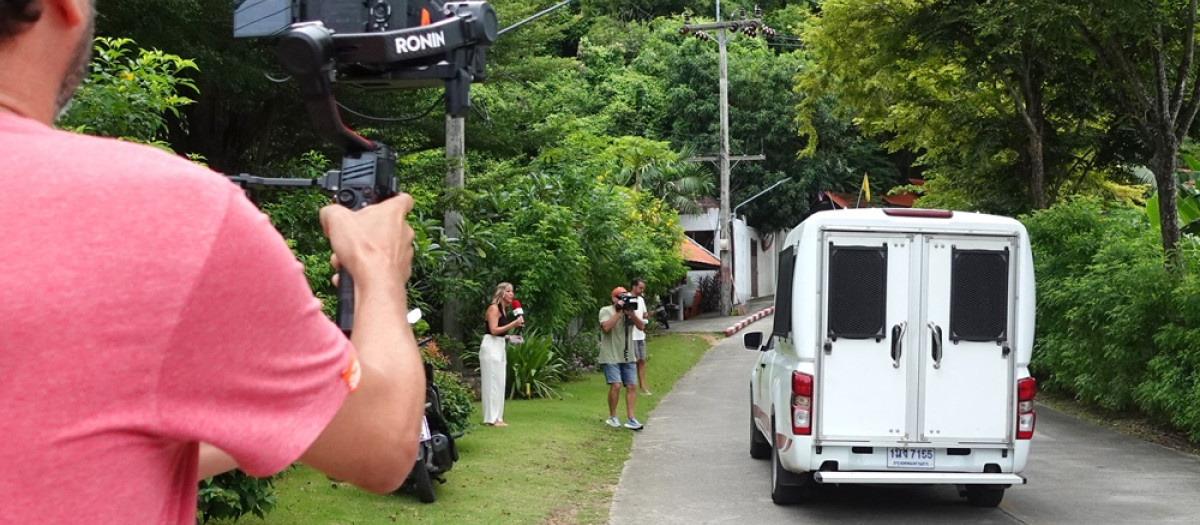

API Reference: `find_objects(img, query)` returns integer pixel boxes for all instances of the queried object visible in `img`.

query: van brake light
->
[883,209,954,218]
[792,371,813,436]
[1017,377,1036,439]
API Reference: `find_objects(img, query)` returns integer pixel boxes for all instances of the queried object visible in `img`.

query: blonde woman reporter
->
[480,282,523,426]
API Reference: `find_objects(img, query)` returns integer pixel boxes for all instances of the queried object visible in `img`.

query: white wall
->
[756,228,789,298]
[732,218,751,303]
[679,207,719,234]
[677,208,792,312]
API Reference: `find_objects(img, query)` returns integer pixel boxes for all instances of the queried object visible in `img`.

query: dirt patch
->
[540,502,579,525]
[698,334,722,345]
[1039,392,1200,456]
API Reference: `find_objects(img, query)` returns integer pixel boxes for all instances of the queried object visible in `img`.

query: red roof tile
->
[883,192,917,207]
[682,236,721,269]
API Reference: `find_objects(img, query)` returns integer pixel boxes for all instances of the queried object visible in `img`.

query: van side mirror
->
[743,331,763,350]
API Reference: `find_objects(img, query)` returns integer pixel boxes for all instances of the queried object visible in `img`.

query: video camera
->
[228,0,498,334]
[616,293,639,312]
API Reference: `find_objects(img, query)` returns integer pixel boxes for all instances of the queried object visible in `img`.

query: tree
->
[598,136,715,214]
[798,0,1117,216]
[582,11,898,232]
[1062,0,1200,269]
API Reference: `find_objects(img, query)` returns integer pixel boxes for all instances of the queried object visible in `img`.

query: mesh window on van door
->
[949,247,1009,342]
[828,244,887,340]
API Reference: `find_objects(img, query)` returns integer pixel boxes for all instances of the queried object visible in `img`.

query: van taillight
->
[1016,377,1037,439]
[792,372,813,436]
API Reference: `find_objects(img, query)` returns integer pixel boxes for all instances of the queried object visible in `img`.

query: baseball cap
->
[611,286,628,298]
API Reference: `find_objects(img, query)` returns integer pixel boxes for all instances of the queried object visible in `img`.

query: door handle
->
[890,322,907,368]
[928,322,943,369]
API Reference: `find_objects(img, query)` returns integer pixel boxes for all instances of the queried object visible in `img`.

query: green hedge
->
[1023,197,1200,440]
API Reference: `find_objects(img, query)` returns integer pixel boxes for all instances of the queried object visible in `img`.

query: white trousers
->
[479,334,507,424]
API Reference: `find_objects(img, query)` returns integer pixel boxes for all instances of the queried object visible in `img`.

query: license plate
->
[887,448,935,469]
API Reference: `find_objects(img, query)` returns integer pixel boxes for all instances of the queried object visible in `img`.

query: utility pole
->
[444,114,465,347]
[681,5,774,316]
[442,1,577,353]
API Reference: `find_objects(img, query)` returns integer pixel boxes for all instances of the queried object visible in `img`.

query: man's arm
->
[197,443,238,481]
[298,195,424,494]
[600,308,621,333]
[625,309,645,331]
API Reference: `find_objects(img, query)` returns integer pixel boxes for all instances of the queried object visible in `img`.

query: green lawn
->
[221,333,715,524]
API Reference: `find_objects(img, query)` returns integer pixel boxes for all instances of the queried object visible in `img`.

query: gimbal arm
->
[276,24,376,154]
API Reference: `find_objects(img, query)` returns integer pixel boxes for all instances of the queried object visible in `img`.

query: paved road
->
[611,313,1200,524]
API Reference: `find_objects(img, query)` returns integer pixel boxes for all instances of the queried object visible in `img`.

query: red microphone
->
[510,299,525,344]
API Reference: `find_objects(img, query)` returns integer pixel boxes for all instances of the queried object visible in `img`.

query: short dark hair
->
[0,0,42,43]
[630,277,646,288]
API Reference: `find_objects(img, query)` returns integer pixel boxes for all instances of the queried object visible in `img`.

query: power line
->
[499,1,575,36]
[336,96,446,123]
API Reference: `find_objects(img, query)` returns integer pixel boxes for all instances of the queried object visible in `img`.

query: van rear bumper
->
[813,472,1025,485]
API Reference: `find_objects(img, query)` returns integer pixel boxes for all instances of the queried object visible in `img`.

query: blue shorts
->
[601,362,638,386]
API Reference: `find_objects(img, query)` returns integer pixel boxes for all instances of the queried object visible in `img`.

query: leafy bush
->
[197,470,276,523]
[557,330,601,380]
[434,369,476,435]
[1022,198,1200,440]
[506,331,565,400]
[414,333,475,434]
[1024,198,1167,408]
[421,337,451,370]
[59,37,197,143]
[432,333,468,372]
[697,274,723,313]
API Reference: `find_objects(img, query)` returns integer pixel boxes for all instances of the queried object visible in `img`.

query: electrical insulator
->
[680,26,690,35]
[696,31,711,41]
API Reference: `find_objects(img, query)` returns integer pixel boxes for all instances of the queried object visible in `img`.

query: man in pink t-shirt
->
[0,1,425,523]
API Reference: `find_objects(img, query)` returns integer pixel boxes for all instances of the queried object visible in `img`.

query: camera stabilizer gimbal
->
[228,1,498,334]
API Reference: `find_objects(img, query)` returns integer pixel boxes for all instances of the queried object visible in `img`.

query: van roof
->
[801,208,1025,235]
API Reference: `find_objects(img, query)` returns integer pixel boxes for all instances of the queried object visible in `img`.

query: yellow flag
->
[861,173,871,202]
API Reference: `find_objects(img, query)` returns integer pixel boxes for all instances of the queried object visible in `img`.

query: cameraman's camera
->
[616,293,639,312]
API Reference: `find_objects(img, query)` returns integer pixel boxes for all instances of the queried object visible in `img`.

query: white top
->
[632,296,647,341]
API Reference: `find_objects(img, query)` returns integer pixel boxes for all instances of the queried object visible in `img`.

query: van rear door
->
[919,235,1016,443]
[817,233,913,443]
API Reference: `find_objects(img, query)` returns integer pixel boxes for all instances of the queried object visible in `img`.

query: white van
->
[743,208,1037,507]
